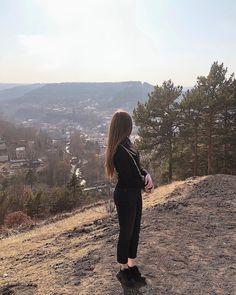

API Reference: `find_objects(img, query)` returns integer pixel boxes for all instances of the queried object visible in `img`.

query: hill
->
[0,84,43,102]
[0,82,154,121]
[0,84,24,92]
[11,81,153,104]
[0,174,235,294]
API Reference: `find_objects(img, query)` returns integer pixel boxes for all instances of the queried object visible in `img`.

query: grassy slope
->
[0,175,235,295]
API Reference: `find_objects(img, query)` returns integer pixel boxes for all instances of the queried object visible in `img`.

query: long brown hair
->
[105,109,132,179]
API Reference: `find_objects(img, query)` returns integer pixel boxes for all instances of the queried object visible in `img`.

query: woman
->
[105,109,154,288]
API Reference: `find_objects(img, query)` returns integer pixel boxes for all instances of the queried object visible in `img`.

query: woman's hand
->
[144,173,154,193]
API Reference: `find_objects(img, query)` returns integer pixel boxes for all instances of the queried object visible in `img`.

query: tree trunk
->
[223,106,228,173]
[193,125,198,176]
[168,138,172,182]
[207,113,213,175]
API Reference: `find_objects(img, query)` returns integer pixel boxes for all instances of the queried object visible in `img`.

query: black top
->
[113,136,148,189]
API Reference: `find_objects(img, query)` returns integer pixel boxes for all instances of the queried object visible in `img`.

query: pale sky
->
[0,0,235,86]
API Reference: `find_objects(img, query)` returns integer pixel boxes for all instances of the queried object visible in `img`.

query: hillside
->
[0,84,43,102]
[13,82,153,104]
[0,82,153,121]
[0,84,24,92]
[0,174,235,295]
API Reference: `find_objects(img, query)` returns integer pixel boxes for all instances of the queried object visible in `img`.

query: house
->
[16,147,26,159]
[28,140,35,149]
[0,139,9,163]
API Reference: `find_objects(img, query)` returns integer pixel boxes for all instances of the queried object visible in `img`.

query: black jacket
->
[113,136,148,189]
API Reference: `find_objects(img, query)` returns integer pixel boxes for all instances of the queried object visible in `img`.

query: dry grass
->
[0,180,184,253]
[0,204,107,255]
[142,180,186,208]
[0,179,202,294]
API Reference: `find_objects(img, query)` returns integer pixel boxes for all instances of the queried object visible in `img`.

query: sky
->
[0,0,235,86]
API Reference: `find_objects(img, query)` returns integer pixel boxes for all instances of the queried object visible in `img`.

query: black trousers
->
[113,187,143,264]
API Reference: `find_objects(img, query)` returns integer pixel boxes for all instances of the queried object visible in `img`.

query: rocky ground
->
[0,174,235,295]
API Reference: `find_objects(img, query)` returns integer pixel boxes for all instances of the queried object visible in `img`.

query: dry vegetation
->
[0,174,235,295]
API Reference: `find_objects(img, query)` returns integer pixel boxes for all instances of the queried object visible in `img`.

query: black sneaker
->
[116,267,135,288]
[128,265,147,286]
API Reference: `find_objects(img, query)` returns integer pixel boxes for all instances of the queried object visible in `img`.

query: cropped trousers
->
[113,187,143,264]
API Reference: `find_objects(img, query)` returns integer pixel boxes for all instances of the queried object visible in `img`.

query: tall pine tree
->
[133,80,182,182]
[178,86,205,177]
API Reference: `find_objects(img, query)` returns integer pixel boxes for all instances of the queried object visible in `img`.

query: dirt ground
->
[0,174,235,295]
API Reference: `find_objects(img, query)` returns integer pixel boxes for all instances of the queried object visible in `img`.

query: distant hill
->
[0,84,44,101]
[0,84,23,91]
[0,82,192,125]
[10,81,153,105]
[0,174,235,294]
[0,81,154,122]
[0,83,191,103]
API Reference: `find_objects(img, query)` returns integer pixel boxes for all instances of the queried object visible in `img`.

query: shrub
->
[4,211,32,229]
[25,190,43,218]
[49,187,74,214]
[0,191,9,225]
[0,225,9,237]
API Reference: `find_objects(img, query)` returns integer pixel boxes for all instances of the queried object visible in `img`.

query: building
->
[0,139,9,163]
[28,140,35,149]
[16,147,26,159]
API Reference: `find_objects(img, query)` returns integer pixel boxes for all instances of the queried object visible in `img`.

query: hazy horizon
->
[1,0,235,86]
[0,81,192,87]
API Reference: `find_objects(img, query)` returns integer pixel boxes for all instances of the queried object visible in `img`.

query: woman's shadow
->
[117,279,148,295]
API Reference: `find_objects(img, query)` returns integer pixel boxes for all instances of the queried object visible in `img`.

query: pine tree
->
[179,86,205,176]
[177,61,236,177]
[133,80,182,182]
[197,62,228,174]
[216,72,236,173]
[66,172,82,206]
[25,169,37,189]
